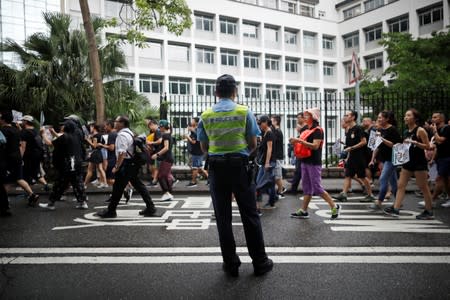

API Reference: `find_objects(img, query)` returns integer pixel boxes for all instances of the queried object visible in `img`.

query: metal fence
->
[162,90,450,167]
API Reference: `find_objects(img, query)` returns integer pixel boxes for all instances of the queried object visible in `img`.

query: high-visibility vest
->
[201,104,248,154]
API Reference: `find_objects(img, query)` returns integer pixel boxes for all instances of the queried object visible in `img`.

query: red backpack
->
[294,127,323,159]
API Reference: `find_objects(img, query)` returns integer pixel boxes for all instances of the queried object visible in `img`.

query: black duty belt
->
[209,155,248,167]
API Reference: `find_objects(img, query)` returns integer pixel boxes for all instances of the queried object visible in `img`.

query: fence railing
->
[161,90,450,167]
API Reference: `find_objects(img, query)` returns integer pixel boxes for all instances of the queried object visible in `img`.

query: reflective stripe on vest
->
[201,105,248,154]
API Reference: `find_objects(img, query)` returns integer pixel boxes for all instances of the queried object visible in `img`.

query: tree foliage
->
[0,12,155,127]
[106,0,192,47]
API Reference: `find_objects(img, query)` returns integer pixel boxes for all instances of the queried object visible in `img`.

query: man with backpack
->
[95,115,157,218]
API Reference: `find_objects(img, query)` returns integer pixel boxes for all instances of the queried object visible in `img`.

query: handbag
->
[294,127,322,159]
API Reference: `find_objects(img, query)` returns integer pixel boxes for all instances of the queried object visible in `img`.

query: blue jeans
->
[378,160,398,202]
[256,162,277,205]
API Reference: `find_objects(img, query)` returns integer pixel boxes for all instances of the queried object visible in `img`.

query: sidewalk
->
[16,177,419,196]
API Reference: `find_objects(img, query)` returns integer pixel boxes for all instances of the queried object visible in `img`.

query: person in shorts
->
[185,117,208,187]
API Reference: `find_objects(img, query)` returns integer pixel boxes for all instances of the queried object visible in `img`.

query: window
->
[169,78,191,95]
[242,22,258,38]
[365,25,382,42]
[326,116,337,130]
[285,30,298,45]
[304,88,319,101]
[197,80,216,96]
[286,86,300,101]
[418,5,443,26]
[303,32,316,50]
[141,41,162,59]
[244,52,259,69]
[388,15,409,32]
[300,4,314,17]
[343,5,361,19]
[365,55,383,70]
[120,74,134,88]
[265,55,280,71]
[139,75,163,94]
[304,60,317,78]
[364,0,384,12]
[168,44,190,62]
[343,33,359,48]
[325,90,337,101]
[244,83,260,98]
[322,36,335,49]
[323,63,335,76]
[221,49,238,66]
[281,0,297,13]
[196,47,215,64]
[285,58,298,73]
[265,27,279,42]
[263,0,277,9]
[266,85,281,100]
[220,18,237,35]
[195,14,214,32]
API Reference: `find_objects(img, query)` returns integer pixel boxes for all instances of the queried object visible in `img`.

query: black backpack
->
[124,132,148,167]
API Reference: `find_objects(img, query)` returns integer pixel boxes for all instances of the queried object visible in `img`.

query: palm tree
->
[0,12,131,126]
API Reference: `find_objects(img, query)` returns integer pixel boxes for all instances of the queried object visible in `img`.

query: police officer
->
[197,74,273,277]
[95,115,156,218]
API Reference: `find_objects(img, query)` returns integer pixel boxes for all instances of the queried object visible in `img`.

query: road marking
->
[2,255,450,264]
[1,246,450,254]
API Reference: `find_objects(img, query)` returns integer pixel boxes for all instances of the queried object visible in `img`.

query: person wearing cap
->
[151,119,174,201]
[39,119,88,210]
[255,115,278,210]
[95,115,157,218]
[0,110,40,211]
[290,107,340,220]
[197,74,273,277]
[19,115,49,190]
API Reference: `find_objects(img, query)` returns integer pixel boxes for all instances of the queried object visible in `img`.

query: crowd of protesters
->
[0,107,449,221]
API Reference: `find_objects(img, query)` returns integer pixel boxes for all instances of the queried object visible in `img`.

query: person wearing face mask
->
[290,108,340,220]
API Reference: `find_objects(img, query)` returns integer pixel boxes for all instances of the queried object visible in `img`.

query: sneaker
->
[418,201,437,209]
[123,189,132,204]
[161,192,173,201]
[441,200,450,208]
[360,194,376,203]
[257,209,263,217]
[262,202,276,210]
[254,258,273,276]
[331,204,340,219]
[277,193,285,199]
[139,207,157,217]
[172,179,180,187]
[76,201,88,209]
[27,193,40,207]
[95,209,117,218]
[91,179,99,185]
[39,203,55,211]
[290,209,309,219]
[369,201,383,211]
[186,182,198,187]
[280,187,287,194]
[105,195,112,203]
[97,183,109,189]
[383,206,399,217]
[148,181,158,187]
[416,210,435,220]
[333,192,347,202]
[414,190,424,197]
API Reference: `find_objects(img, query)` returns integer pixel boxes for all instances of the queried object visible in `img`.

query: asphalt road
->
[1,190,450,299]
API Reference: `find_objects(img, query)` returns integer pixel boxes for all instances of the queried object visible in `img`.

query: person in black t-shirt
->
[185,117,208,187]
[0,110,39,210]
[271,115,286,198]
[151,120,174,201]
[19,115,49,190]
[84,124,107,188]
[369,111,402,210]
[39,119,88,210]
[334,111,375,203]
[430,111,450,208]
[290,108,340,219]
[98,120,117,185]
[255,115,277,210]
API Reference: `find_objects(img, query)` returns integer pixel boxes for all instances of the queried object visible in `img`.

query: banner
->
[392,142,411,166]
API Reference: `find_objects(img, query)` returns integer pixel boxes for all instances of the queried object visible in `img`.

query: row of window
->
[193,12,335,49]
[343,0,444,29]
[133,75,327,99]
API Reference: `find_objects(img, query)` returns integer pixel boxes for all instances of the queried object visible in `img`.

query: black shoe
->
[27,193,40,207]
[105,195,112,203]
[222,261,241,277]
[95,209,117,218]
[139,207,157,217]
[254,258,273,276]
